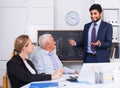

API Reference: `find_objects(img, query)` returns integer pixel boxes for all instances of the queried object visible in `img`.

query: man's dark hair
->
[89,4,102,13]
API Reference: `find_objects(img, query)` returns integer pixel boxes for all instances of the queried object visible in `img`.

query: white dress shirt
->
[32,48,75,74]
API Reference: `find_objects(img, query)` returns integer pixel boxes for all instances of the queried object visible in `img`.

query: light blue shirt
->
[87,20,101,54]
[32,48,75,74]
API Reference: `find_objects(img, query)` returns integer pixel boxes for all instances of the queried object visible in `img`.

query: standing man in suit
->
[69,4,113,63]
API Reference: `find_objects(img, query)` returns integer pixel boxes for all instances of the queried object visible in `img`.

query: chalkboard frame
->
[37,30,85,61]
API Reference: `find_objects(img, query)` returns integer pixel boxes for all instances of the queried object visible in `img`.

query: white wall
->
[0,0,27,60]
[94,0,120,8]
[24,0,54,43]
[54,0,93,30]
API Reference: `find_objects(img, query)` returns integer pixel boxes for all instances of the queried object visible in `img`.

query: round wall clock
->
[65,11,80,26]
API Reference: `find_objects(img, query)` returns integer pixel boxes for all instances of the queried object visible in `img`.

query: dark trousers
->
[84,53,97,63]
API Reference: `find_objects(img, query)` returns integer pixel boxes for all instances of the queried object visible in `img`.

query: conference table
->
[21,62,120,88]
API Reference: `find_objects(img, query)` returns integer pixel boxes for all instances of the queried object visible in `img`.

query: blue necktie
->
[91,23,97,52]
[48,53,58,69]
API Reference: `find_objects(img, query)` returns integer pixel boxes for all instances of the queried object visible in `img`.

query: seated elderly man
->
[32,34,78,74]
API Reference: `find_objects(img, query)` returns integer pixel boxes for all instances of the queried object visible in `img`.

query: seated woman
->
[7,35,63,88]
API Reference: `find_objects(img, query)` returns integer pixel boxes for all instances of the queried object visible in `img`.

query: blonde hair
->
[13,35,29,55]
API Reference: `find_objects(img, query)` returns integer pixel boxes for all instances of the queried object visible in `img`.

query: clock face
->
[65,11,80,26]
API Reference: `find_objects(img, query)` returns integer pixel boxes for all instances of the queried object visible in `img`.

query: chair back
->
[3,75,11,88]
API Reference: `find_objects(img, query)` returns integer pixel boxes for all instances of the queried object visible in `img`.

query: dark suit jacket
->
[76,21,113,62]
[7,55,51,88]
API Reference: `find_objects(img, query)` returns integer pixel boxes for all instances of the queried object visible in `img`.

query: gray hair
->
[39,34,52,48]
